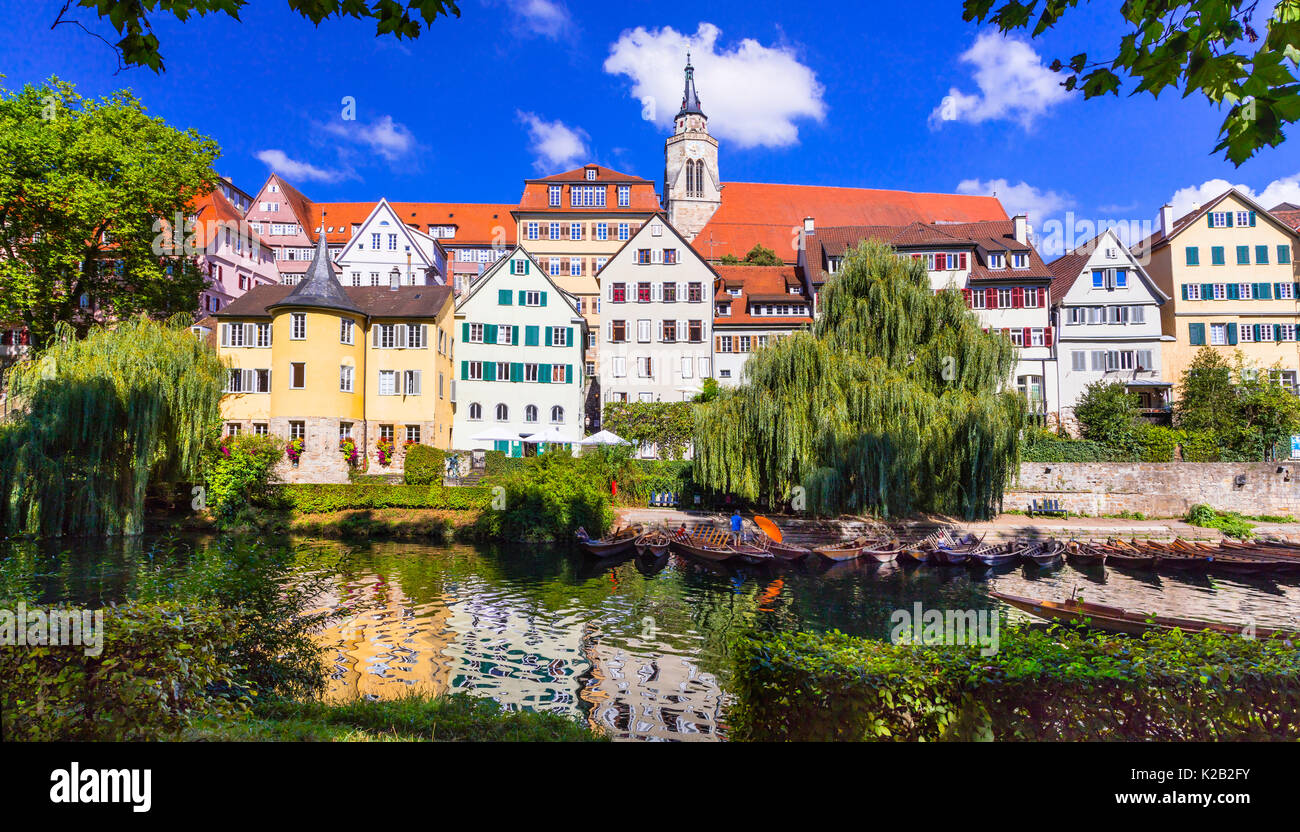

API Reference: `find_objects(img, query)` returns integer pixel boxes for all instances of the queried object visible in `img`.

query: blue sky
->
[3,1,1297,254]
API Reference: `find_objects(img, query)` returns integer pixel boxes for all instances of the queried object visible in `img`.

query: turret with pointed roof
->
[677,52,705,120]
[268,223,362,315]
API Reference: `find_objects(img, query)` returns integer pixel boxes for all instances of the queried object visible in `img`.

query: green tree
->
[963,0,1300,164]
[53,1,462,72]
[693,240,1024,519]
[1073,380,1142,449]
[1233,358,1300,459]
[1175,347,1238,436]
[0,78,218,349]
[693,377,721,403]
[0,316,225,537]
[718,244,785,266]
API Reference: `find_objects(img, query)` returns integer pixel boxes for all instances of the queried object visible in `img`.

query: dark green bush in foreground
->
[403,445,445,486]
[731,625,1300,741]
[278,483,492,513]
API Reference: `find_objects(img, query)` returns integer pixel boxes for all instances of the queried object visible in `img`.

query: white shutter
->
[699,357,711,378]
[419,324,428,348]
[397,325,408,348]
[409,370,422,395]
[681,356,692,378]
[652,282,662,301]
[677,282,686,301]
[244,323,255,345]
[677,321,686,341]
[372,325,381,347]
[220,324,230,347]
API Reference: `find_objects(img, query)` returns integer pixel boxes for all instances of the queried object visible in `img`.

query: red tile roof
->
[189,189,275,249]
[517,164,660,213]
[694,183,1009,262]
[213,284,454,319]
[711,265,814,327]
[312,202,517,246]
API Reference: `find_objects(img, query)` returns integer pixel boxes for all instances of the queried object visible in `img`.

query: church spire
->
[677,52,705,120]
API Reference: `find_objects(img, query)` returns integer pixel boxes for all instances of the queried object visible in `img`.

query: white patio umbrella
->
[577,429,631,446]
[470,427,527,443]
[521,425,573,444]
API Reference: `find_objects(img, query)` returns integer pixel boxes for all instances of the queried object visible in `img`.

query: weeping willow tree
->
[0,316,224,537]
[694,241,1026,520]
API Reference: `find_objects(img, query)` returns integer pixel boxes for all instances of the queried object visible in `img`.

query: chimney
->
[1159,204,1174,239]
[1012,214,1028,245]
[389,270,400,291]
[803,216,815,234]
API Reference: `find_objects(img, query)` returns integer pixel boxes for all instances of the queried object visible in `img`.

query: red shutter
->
[1012,287,1024,308]
[1022,327,1031,346]
[961,288,972,307]
[986,288,997,308]
[1044,327,1053,347]
[959,253,968,270]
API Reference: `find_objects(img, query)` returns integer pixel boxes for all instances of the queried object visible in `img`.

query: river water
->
[8,534,1300,741]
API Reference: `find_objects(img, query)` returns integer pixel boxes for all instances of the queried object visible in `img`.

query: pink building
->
[192,188,280,315]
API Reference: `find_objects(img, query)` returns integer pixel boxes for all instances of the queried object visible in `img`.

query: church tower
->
[664,54,720,241]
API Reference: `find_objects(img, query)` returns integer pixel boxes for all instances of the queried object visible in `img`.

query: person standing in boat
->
[730,510,745,545]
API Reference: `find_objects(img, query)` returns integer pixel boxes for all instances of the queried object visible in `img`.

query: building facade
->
[334,198,448,288]
[452,247,587,455]
[663,54,721,242]
[191,188,280,316]
[1048,228,1172,430]
[1136,189,1300,393]
[598,216,715,405]
[711,265,813,386]
[214,230,456,482]
[244,173,320,283]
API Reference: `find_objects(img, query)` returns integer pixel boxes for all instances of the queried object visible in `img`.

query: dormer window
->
[988,253,1005,269]
[1012,253,1029,269]
[548,185,561,207]
[827,257,843,274]
[586,168,597,180]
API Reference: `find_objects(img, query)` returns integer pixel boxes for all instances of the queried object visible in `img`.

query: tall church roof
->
[677,53,705,120]
[267,222,362,315]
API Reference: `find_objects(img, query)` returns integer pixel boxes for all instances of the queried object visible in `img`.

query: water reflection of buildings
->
[581,638,725,742]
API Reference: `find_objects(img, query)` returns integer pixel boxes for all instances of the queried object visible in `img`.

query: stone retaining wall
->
[1008,462,1300,517]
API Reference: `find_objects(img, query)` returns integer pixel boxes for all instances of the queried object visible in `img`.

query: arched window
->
[550,405,564,423]
[686,160,698,197]
[495,403,509,421]
[468,402,482,421]
[524,405,538,423]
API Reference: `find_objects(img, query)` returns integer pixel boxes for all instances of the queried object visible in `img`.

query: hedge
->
[404,445,445,486]
[277,484,493,514]
[1020,433,1126,463]
[730,626,1300,741]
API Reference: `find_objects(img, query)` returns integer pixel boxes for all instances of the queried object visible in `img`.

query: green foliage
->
[1135,424,1180,462]
[1176,347,1238,436]
[0,79,217,348]
[963,0,1300,165]
[0,317,225,537]
[192,693,603,742]
[1175,348,1300,460]
[731,625,1300,741]
[1074,380,1143,450]
[55,1,463,72]
[0,600,243,741]
[695,241,1024,519]
[717,243,784,266]
[403,445,445,486]
[278,484,492,514]
[205,434,283,525]
[601,401,696,459]
[1020,427,1125,462]
[1186,503,1257,539]
[483,449,529,476]
[477,449,614,541]
[693,377,721,403]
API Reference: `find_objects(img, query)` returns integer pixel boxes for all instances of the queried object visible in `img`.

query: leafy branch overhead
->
[962,0,1300,165]
[53,0,462,72]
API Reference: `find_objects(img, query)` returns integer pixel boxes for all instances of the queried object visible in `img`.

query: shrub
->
[601,401,695,459]
[1186,503,1256,539]
[1074,381,1142,450]
[204,434,284,524]
[277,484,493,514]
[730,626,1300,741]
[475,449,613,541]
[404,445,445,486]
[484,450,529,476]
[0,600,243,741]
[1020,427,1122,462]
[1136,424,1179,462]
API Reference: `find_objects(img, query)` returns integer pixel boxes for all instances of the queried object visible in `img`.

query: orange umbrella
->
[753,515,782,542]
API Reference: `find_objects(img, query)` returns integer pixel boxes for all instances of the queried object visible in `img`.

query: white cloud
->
[956,177,1075,230]
[517,111,589,173]
[930,32,1071,130]
[503,0,572,38]
[1168,173,1300,217]
[603,22,826,149]
[253,150,351,184]
[322,115,417,163]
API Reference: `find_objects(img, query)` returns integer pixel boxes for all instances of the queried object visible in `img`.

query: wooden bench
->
[1028,498,1066,518]
[649,491,679,508]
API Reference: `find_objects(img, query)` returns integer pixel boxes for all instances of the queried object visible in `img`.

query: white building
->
[1048,228,1172,429]
[334,197,448,288]
[599,216,715,405]
[452,246,587,455]
[711,264,813,386]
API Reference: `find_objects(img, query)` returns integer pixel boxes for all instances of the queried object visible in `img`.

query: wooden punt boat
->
[813,539,866,561]
[929,546,972,566]
[1065,540,1107,566]
[576,525,642,557]
[1103,539,1159,569]
[756,533,812,562]
[859,539,905,563]
[1157,539,1287,575]
[670,528,775,564]
[634,530,671,557]
[1020,539,1065,566]
[966,543,1021,567]
[991,590,1299,639]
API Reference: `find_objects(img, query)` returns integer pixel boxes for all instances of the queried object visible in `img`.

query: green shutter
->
[1188,323,1205,345]
[1211,247,1225,265]
[518,290,526,305]
[485,324,497,344]
[1226,212,1234,227]
[1227,283,1239,300]
[525,325,539,346]
[511,362,522,382]
[1185,247,1199,266]
[565,364,573,384]
[1181,285,1189,300]
[1249,211,1257,227]
[539,363,550,383]
[512,325,519,345]
[566,326,574,348]
[462,322,469,342]
[460,360,468,380]
[1227,322,1238,345]
[1279,245,1291,265]
[1236,245,1250,265]
[1202,283,1214,299]
[484,361,496,382]
[498,289,512,305]
[1276,324,1284,343]
[544,327,552,346]
[1256,245,1269,264]
[1257,282,1272,299]
[540,292,548,307]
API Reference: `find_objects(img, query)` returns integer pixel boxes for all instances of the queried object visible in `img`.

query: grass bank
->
[184,694,603,742]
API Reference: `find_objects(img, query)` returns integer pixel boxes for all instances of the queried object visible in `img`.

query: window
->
[1236,211,1251,227]
[290,313,306,340]
[548,185,561,207]
[1114,270,1128,288]
[388,234,398,251]
[404,370,422,395]
[1256,245,1270,264]
[290,362,305,389]
[569,222,582,240]
[988,253,1005,269]
[718,335,733,353]
[1023,287,1040,308]
[662,320,677,342]
[380,425,394,443]
[663,282,677,303]
[688,282,703,302]
[406,323,425,348]
[637,249,651,265]
[1209,212,1229,228]
[467,361,483,381]
[1092,270,1105,289]
[340,364,354,392]
[1212,283,1226,300]
[526,222,539,240]
[340,319,354,344]
[551,326,569,347]
[611,283,627,303]
[610,320,627,342]
[289,421,305,443]
[688,320,704,343]
[1279,283,1296,299]
[1239,283,1254,300]
[550,405,565,423]
[618,185,630,207]
[970,290,986,310]
[637,282,652,302]
[1241,324,1255,343]
[469,403,482,420]
[571,185,606,207]
[225,423,241,437]
[371,233,381,249]
[525,363,539,382]
[406,425,420,444]
[569,257,581,276]
[499,326,513,346]
[1071,351,1087,371]
[1011,253,1028,269]
[524,404,538,423]
[379,370,397,395]
[595,223,608,241]
[663,249,678,265]
[253,423,268,436]
[998,288,1013,308]
[1237,245,1251,265]
[1209,323,1228,346]
[495,403,509,421]
[618,223,630,241]
[467,323,484,344]
[525,290,542,306]
[637,357,653,378]
[1130,305,1145,323]
[1186,284,1202,300]
[586,361,595,377]
[549,258,561,276]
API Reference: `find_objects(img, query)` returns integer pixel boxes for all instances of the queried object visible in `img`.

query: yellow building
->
[214,231,456,482]
[1137,189,1300,392]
